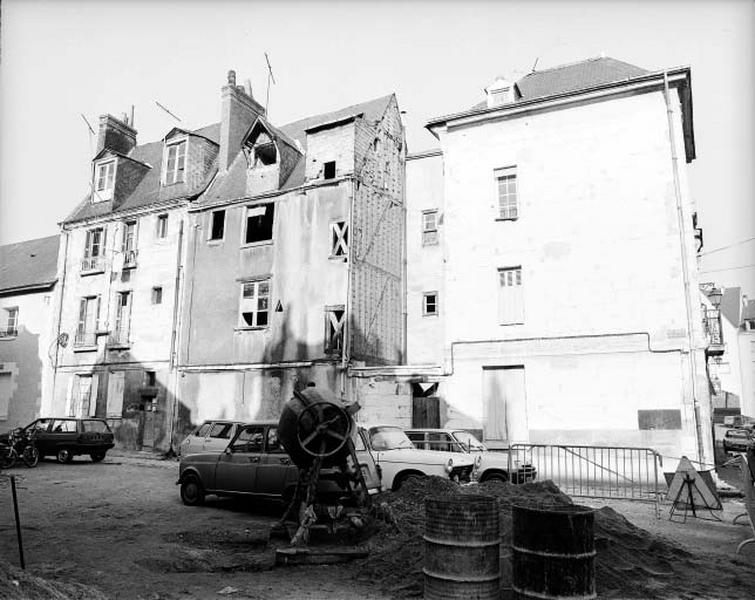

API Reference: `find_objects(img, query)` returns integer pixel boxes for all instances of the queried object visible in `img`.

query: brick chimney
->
[219,69,265,172]
[96,113,137,155]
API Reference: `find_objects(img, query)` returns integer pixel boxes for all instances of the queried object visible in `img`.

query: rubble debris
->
[356,477,755,599]
[0,559,108,600]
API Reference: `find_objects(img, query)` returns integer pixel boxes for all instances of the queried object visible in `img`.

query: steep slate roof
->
[469,57,650,111]
[720,287,743,328]
[199,94,394,207]
[64,123,221,224]
[0,235,59,294]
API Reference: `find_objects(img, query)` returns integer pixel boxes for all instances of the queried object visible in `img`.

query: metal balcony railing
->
[108,329,130,347]
[0,327,18,338]
[74,331,97,347]
[81,256,106,273]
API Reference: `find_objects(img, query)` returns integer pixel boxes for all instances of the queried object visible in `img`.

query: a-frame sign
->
[666,456,722,522]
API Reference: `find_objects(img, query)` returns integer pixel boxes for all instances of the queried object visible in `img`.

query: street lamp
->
[708,287,723,308]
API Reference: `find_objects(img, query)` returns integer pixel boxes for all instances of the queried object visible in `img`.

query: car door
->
[255,426,297,496]
[213,425,264,494]
[28,419,54,455]
[47,419,79,452]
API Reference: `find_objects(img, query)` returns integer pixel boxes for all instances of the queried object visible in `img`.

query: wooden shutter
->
[89,373,100,416]
[106,371,125,418]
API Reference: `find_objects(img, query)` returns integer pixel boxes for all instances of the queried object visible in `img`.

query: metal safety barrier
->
[505,444,664,516]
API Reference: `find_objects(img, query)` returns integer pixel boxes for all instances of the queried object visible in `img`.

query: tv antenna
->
[154,100,181,122]
[265,52,276,115]
[81,113,96,154]
[531,57,539,73]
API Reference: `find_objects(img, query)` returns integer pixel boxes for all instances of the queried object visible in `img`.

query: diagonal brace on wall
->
[357,199,392,263]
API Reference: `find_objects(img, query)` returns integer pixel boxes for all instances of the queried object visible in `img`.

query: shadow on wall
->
[0,326,43,430]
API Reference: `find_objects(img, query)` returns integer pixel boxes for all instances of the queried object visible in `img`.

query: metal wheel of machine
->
[296,401,351,459]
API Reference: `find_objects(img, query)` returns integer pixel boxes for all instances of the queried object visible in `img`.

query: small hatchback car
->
[723,428,754,453]
[177,420,382,506]
[17,418,114,463]
[178,420,245,456]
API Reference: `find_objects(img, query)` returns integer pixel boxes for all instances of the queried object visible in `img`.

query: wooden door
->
[412,396,440,428]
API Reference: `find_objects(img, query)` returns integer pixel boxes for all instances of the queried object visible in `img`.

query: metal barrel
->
[423,495,501,600]
[512,503,596,600]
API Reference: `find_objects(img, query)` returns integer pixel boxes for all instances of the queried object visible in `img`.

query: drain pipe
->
[662,70,705,467]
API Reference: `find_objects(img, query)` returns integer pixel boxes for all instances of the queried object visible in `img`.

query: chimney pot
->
[228,70,236,86]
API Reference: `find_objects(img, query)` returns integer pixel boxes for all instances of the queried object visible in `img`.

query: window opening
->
[3,307,18,337]
[330,221,348,257]
[210,210,226,241]
[422,210,438,246]
[495,167,518,220]
[323,161,336,180]
[145,370,156,387]
[423,292,438,316]
[96,161,115,192]
[156,214,168,239]
[122,221,137,266]
[165,140,186,185]
[231,426,265,453]
[75,296,100,346]
[151,286,163,305]
[324,306,346,354]
[244,203,274,244]
[239,280,270,328]
[113,291,132,345]
[498,266,524,324]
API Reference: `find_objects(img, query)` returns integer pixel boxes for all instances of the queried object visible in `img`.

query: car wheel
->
[56,448,73,464]
[22,446,40,468]
[394,472,424,491]
[90,451,106,463]
[483,472,509,484]
[180,475,205,506]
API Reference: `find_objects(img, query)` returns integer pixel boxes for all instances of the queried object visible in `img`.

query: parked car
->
[363,424,476,490]
[723,428,754,453]
[178,420,382,506]
[406,428,537,484]
[11,418,114,463]
[178,420,245,456]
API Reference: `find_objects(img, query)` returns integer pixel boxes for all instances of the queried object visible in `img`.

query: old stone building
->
[174,72,405,438]
[404,57,714,467]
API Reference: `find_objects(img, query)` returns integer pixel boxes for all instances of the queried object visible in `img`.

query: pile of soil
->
[357,477,755,599]
[0,559,108,600]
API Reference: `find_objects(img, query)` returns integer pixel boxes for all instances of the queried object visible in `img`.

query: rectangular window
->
[323,161,336,180]
[112,291,132,346]
[122,221,137,267]
[3,307,18,337]
[75,296,100,347]
[422,210,438,246]
[156,214,168,239]
[498,267,524,324]
[145,370,156,387]
[239,279,270,328]
[83,227,105,271]
[244,203,274,244]
[495,166,518,220]
[151,286,163,305]
[330,221,348,258]
[423,292,438,316]
[324,306,346,354]
[96,161,115,192]
[210,210,226,241]
[165,140,187,185]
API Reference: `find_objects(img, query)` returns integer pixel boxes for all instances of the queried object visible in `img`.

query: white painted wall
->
[739,330,755,418]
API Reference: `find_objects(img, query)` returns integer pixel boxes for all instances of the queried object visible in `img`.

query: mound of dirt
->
[0,559,108,600]
[357,477,755,599]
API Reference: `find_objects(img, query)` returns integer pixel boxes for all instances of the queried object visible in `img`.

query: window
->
[239,279,270,328]
[266,427,285,453]
[209,210,226,241]
[151,286,163,305]
[422,210,438,246]
[423,292,438,316]
[498,267,524,324]
[3,307,18,337]
[231,425,265,453]
[145,370,156,387]
[330,220,348,258]
[195,423,211,437]
[208,423,234,439]
[75,296,100,347]
[122,221,137,267]
[156,214,168,239]
[52,419,77,433]
[164,140,186,185]
[324,306,345,354]
[495,166,518,220]
[95,161,115,193]
[82,227,105,271]
[323,161,336,180]
[244,203,274,244]
[252,132,277,166]
[112,291,132,346]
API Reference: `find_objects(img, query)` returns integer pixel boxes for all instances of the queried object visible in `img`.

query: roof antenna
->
[531,57,539,73]
[81,113,95,154]
[264,52,276,116]
[154,100,181,122]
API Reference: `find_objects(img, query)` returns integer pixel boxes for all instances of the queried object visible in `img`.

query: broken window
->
[495,166,518,220]
[323,161,336,180]
[239,279,270,328]
[156,214,169,239]
[498,267,524,324]
[423,292,438,316]
[422,210,438,246]
[209,210,225,241]
[244,203,274,244]
[324,306,345,354]
[164,140,187,185]
[330,220,348,258]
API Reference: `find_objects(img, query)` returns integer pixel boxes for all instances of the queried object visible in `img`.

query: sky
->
[1,0,753,293]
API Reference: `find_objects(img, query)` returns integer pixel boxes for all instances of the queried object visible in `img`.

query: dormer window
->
[164,140,186,185]
[252,132,277,166]
[485,77,516,108]
[94,160,116,202]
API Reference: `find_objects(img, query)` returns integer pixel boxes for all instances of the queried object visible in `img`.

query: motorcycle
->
[0,428,39,469]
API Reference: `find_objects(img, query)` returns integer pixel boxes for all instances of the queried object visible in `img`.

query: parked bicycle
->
[0,427,39,469]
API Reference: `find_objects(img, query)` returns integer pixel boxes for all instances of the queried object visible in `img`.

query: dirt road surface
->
[0,454,390,600]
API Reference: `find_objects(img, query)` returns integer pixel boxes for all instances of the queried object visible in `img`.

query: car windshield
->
[370,427,414,450]
[452,430,487,452]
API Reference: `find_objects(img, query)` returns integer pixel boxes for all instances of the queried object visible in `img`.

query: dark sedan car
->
[16,418,115,463]
[177,420,381,506]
